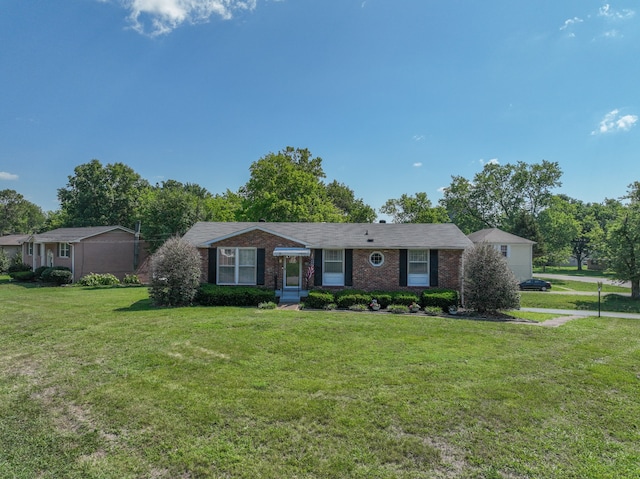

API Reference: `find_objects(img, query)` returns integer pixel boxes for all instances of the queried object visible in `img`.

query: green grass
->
[520,291,640,314]
[533,265,614,278]
[1,280,640,478]
[536,277,630,293]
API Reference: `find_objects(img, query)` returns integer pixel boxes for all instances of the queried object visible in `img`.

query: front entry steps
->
[276,290,308,305]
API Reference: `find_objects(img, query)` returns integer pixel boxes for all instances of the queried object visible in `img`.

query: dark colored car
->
[519,278,552,291]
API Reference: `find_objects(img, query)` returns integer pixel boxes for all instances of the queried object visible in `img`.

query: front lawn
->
[536,277,630,294]
[1,282,639,478]
[520,291,640,314]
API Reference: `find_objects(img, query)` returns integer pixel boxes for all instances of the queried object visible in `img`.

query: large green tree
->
[441,160,562,233]
[239,147,343,222]
[325,180,377,223]
[606,184,640,299]
[380,192,449,224]
[0,189,46,235]
[57,159,149,228]
[140,181,239,251]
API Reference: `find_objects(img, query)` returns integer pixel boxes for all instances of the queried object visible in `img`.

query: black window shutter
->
[399,249,408,287]
[314,249,323,286]
[208,248,217,284]
[256,248,266,285]
[430,249,439,287]
[345,249,353,287]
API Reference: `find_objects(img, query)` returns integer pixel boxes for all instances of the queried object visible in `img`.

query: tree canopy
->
[0,189,46,235]
[57,159,149,228]
[440,160,562,233]
[380,192,449,224]
[239,147,345,223]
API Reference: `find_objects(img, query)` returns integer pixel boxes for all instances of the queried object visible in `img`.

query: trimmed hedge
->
[421,288,459,312]
[336,293,372,309]
[390,293,420,307]
[41,267,72,285]
[10,270,35,282]
[304,290,335,309]
[78,273,121,286]
[195,284,276,307]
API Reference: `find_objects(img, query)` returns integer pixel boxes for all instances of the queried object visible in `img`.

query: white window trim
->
[58,242,70,258]
[323,249,345,286]
[217,247,257,285]
[369,251,384,267]
[27,242,34,256]
[408,249,429,287]
[498,244,510,258]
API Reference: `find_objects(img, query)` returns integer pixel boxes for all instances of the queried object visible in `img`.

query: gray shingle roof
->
[182,222,473,250]
[0,234,30,246]
[32,226,135,243]
[468,228,536,245]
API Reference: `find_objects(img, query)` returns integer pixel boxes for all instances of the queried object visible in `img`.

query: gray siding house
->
[468,228,535,282]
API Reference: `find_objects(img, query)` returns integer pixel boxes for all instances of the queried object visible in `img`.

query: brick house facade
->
[184,222,471,300]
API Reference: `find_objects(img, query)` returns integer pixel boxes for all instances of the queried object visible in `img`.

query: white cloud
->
[560,16,583,30]
[412,134,425,142]
[0,171,19,181]
[480,158,499,166]
[121,0,258,36]
[413,162,423,168]
[592,109,638,135]
[598,4,635,20]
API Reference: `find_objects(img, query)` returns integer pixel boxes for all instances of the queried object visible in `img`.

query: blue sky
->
[1,0,639,215]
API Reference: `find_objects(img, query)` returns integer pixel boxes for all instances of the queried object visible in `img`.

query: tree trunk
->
[632,280,640,300]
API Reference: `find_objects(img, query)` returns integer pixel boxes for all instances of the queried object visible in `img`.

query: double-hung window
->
[499,245,509,258]
[323,249,344,286]
[58,242,70,258]
[408,249,429,286]
[218,248,256,285]
[27,242,34,256]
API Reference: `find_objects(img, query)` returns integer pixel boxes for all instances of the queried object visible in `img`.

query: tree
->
[440,160,562,233]
[463,243,520,313]
[140,181,238,251]
[380,192,449,224]
[0,189,46,235]
[149,236,202,306]
[57,159,149,228]
[239,147,343,222]
[325,180,377,223]
[606,185,640,299]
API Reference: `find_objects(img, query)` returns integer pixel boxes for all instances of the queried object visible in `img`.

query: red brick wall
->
[198,230,306,289]
[198,229,464,293]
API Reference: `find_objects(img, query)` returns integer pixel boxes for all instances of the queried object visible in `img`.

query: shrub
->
[258,301,277,309]
[47,269,73,285]
[424,305,443,316]
[33,266,49,281]
[0,249,9,273]
[421,288,459,313]
[9,270,35,282]
[40,267,72,284]
[149,237,202,307]
[390,292,419,306]
[8,262,31,274]
[122,274,141,285]
[463,243,520,313]
[369,292,393,308]
[388,304,409,314]
[304,290,335,309]
[336,293,372,309]
[195,284,276,307]
[78,273,121,286]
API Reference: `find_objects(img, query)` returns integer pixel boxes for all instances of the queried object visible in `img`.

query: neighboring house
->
[467,228,535,282]
[182,221,473,303]
[22,226,148,283]
[0,234,30,263]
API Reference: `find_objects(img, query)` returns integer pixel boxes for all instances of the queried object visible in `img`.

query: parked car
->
[519,278,552,291]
